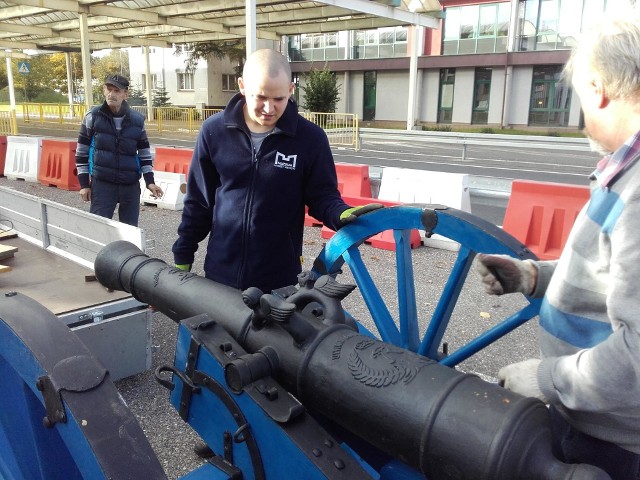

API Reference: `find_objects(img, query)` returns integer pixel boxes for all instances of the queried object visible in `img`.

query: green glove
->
[340,203,384,225]
[175,263,192,272]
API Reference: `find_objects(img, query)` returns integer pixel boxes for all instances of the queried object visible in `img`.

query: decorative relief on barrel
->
[346,337,432,388]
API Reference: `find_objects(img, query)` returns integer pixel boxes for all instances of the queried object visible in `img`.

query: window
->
[438,69,455,124]
[222,74,237,92]
[518,0,616,52]
[291,32,347,61]
[174,44,194,54]
[140,74,157,90]
[291,27,406,62]
[528,65,571,126]
[177,72,194,90]
[442,2,509,55]
[292,73,300,105]
[472,68,492,124]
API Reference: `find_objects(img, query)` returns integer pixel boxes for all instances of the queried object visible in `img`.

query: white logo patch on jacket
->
[274,152,297,170]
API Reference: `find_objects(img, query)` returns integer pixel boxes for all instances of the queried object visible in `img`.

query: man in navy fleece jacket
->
[172,49,379,293]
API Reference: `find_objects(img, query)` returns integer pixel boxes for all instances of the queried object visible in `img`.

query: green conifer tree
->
[300,65,341,113]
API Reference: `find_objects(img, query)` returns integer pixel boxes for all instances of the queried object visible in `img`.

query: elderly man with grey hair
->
[475,13,640,480]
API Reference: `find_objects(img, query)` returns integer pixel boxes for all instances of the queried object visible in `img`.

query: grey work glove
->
[476,254,536,296]
[498,359,548,402]
[340,203,384,226]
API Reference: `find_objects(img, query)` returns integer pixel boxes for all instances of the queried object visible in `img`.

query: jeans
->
[90,178,141,227]
[549,405,640,480]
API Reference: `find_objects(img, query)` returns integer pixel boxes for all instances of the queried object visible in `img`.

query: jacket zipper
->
[237,130,260,289]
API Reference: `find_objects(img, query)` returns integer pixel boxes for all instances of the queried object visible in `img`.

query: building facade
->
[127,40,277,110]
[289,0,636,129]
[129,0,636,129]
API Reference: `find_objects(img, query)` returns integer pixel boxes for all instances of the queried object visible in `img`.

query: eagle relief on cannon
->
[0,206,610,479]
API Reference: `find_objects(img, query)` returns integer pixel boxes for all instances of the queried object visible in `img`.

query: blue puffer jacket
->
[75,101,153,187]
[172,93,349,292]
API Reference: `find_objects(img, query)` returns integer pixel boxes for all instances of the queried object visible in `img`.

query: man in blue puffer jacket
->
[172,49,379,294]
[75,74,163,226]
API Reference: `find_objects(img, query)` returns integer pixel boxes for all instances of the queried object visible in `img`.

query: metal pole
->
[65,52,75,117]
[79,12,93,109]
[245,0,257,56]
[5,54,16,113]
[406,25,422,131]
[144,46,153,120]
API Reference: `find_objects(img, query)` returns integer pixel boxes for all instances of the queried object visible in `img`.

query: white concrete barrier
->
[140,171,186,211]
[378,167,471,250]
[4,136,42,182]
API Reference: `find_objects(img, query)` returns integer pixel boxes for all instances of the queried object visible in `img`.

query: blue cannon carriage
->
[0,206,609,479]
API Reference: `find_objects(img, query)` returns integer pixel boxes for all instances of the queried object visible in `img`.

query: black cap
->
[104,74,129,90]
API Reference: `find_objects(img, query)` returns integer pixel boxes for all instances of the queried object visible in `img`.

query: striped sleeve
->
[75,110,94,189]
[137,124,155,186]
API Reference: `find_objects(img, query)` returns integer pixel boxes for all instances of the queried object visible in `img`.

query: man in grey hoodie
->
[476,13,640,480]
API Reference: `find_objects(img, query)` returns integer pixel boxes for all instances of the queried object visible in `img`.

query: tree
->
[48,52,83,95]
[127,84,147,106]
[300,65,341,113]
[178,40,246,76]
[92,49,130,84]
[152,83,171,107]
[0,50,132,104]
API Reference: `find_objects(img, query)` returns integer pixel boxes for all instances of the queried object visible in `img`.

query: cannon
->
[0,206,610,479]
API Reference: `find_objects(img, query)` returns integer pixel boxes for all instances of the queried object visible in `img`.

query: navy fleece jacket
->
[172,93,349,292]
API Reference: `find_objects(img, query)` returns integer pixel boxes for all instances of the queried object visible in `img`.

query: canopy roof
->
[0,0,443,54]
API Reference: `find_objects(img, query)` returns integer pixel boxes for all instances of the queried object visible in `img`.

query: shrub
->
[422,125,452,132]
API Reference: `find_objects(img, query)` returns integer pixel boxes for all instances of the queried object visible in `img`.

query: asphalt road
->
[17,123,600,227]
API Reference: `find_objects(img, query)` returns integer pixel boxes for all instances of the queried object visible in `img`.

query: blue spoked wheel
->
[0,291,167,480]
[312,205,542,367]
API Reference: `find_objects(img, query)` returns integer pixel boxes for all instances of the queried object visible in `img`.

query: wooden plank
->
[0,264,11,273]
[0,244,18,260]
[6,237,130,314]
[0,230,18,240]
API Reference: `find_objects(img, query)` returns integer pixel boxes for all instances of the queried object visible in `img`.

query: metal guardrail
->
[21,103,87,127]
[300,112,360,150]
[360,128,591,159]
[130,106,223,135]
[9,103,360,150]
[0,111,18,135]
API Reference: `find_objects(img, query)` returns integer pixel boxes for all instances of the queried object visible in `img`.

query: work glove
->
[498,359,548,402]
[340,203,384,225]
[175,263,192,272]
[475,254,536,296]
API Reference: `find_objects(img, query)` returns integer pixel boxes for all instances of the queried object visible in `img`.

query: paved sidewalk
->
[0,176,539,479]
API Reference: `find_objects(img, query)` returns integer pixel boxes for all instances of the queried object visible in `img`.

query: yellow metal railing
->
[300,111,360,150]
[8,103,360,150]
[0,110,18,135]
[131,106,223,135]
[20,103,87,126]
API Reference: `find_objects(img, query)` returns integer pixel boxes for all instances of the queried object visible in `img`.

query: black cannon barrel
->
[95,241,610,480]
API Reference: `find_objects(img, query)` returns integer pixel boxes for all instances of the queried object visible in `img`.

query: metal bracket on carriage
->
[36,355,108,428]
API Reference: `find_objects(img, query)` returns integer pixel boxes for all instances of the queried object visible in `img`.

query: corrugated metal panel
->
[0,0,442,52]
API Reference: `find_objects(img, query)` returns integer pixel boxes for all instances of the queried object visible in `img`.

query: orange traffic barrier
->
[335,163,372,197]
[320,196,421,252]
[502,180,590,260]
[155,146,193,175]
[38,139,80,191]
[0,136,6,177]
[305,163,373,227]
